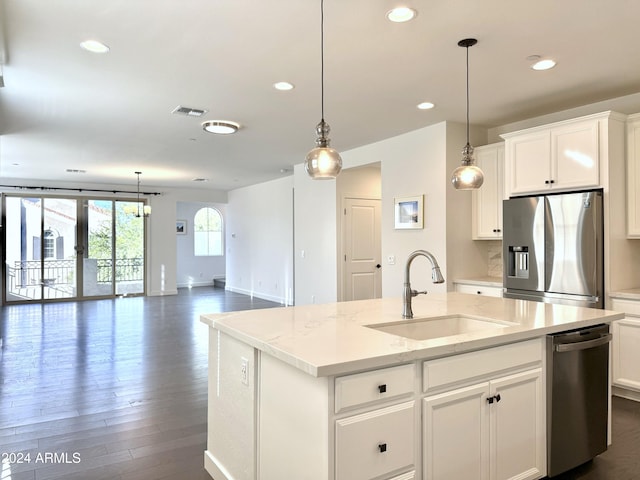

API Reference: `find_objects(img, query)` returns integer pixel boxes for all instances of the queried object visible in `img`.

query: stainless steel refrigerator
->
[503,190,603,309]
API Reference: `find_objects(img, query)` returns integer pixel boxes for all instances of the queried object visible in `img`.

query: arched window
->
[194,207,223,256]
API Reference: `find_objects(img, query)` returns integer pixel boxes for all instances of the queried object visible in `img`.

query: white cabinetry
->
[422,339,545,480]
[208,330,547,480]
[473,143,504,239]
[455,282,503,298]
[502,113,607,197]
[626,114,640,237]
[336,401,415,480]
[610,298,640,396]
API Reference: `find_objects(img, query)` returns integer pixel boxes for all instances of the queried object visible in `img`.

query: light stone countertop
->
[201,293,622,377]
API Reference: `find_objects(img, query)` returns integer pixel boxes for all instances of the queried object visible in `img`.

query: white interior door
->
[343,198,381,301]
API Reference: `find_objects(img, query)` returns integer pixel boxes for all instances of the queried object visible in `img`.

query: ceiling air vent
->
[192,178,209,182]
[66,169,87,173]
[172,105,208,117]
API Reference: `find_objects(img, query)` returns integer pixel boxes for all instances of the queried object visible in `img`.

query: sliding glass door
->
[4,195,146,303]
[4,196,78,301]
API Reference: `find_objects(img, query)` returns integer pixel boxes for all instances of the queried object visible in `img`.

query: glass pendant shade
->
[306,0,341,180]
[451,38,484,190]
[451,143,484,189]
[305,119,342,179]
[305,146,342,179]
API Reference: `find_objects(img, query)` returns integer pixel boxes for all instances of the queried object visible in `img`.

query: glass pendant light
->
[451,38,484,190]
[304,0,342,179]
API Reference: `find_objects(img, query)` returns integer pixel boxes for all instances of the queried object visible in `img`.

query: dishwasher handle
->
[554,333,612,353]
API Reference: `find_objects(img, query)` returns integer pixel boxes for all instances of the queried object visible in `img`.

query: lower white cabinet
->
[610,298,640,393]
[336,401,415,480]
[455,282,503,298]
[209,330,546,480]
[423,369,544,480]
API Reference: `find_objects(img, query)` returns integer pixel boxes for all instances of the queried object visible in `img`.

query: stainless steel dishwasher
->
[546,324,611,477]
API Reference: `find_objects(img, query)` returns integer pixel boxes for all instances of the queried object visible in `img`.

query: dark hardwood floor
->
[0,288,639,479]
[0,287,279,480]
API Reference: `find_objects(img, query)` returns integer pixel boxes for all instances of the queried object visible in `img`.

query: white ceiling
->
[1,0,639,192]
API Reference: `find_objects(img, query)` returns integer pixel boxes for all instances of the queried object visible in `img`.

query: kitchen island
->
[200,293,622,480]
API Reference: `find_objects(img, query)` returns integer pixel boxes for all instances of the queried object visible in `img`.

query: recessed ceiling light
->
[387,7,417,23]
[531,58,556,71]
[80,40,110,53]
[417,102,435,110]
[274,81,295,91]
[202,120,240,135]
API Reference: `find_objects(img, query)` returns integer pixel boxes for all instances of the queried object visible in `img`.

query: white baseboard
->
[176,281,214,289]
[226,285,290,306]
[204,450,234,480]
[148,289,179,296]
[613,385,640,402]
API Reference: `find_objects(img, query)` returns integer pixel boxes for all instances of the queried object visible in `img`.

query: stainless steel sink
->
[365,314,516,341]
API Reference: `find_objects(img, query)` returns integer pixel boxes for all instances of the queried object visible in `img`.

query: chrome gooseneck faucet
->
[402,250,445,319]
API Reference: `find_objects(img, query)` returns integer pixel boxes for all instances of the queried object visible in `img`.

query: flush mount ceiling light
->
[80,39,110,53]
[451,38,484,190]
[274,81,295,91]
[417,101,435,110]
[304,0,342,180]
[202,120,240,135]
[386,6,417,22]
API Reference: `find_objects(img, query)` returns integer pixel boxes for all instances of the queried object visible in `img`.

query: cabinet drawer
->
[423,339,542,393]
[335,401,415,480]
[335,363,415,413]
[455,283,503,297]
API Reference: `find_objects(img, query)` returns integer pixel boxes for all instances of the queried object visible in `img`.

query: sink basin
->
[365,314,516,341]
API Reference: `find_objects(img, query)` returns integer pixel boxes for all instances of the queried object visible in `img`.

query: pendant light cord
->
[320,0,325,122]
[465,43,470,145]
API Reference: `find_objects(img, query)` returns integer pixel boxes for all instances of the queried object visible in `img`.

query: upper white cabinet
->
[472,143,504,239]
[627,114,640,237]
[502,113,613,197]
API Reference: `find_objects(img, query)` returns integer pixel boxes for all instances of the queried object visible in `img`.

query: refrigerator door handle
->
[545,197,555,290]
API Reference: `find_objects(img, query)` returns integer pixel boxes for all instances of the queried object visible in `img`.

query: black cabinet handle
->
[495,394,501,402]
[545,180,550,184]
[487,396,494,404]
[378,443,387,453]
[376,264,382,269]
[477,291,482,295]
[378,384,387,393]
[487,394,502,404]
[549,180,555,184]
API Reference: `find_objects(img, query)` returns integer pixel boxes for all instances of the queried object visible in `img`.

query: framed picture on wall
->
[176,220,187,235]
[394,195,424,229]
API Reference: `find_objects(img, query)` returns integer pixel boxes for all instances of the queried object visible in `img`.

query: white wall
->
[147,187,228,296]
[293,164,338,305]
[226,176,294,305]
[341,121,488,298]
[176,201,226,288]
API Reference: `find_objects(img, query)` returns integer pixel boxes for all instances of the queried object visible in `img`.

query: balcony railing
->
[7,258,144,294]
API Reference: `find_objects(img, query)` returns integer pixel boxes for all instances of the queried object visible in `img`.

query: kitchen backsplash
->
[487,240,503,278]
